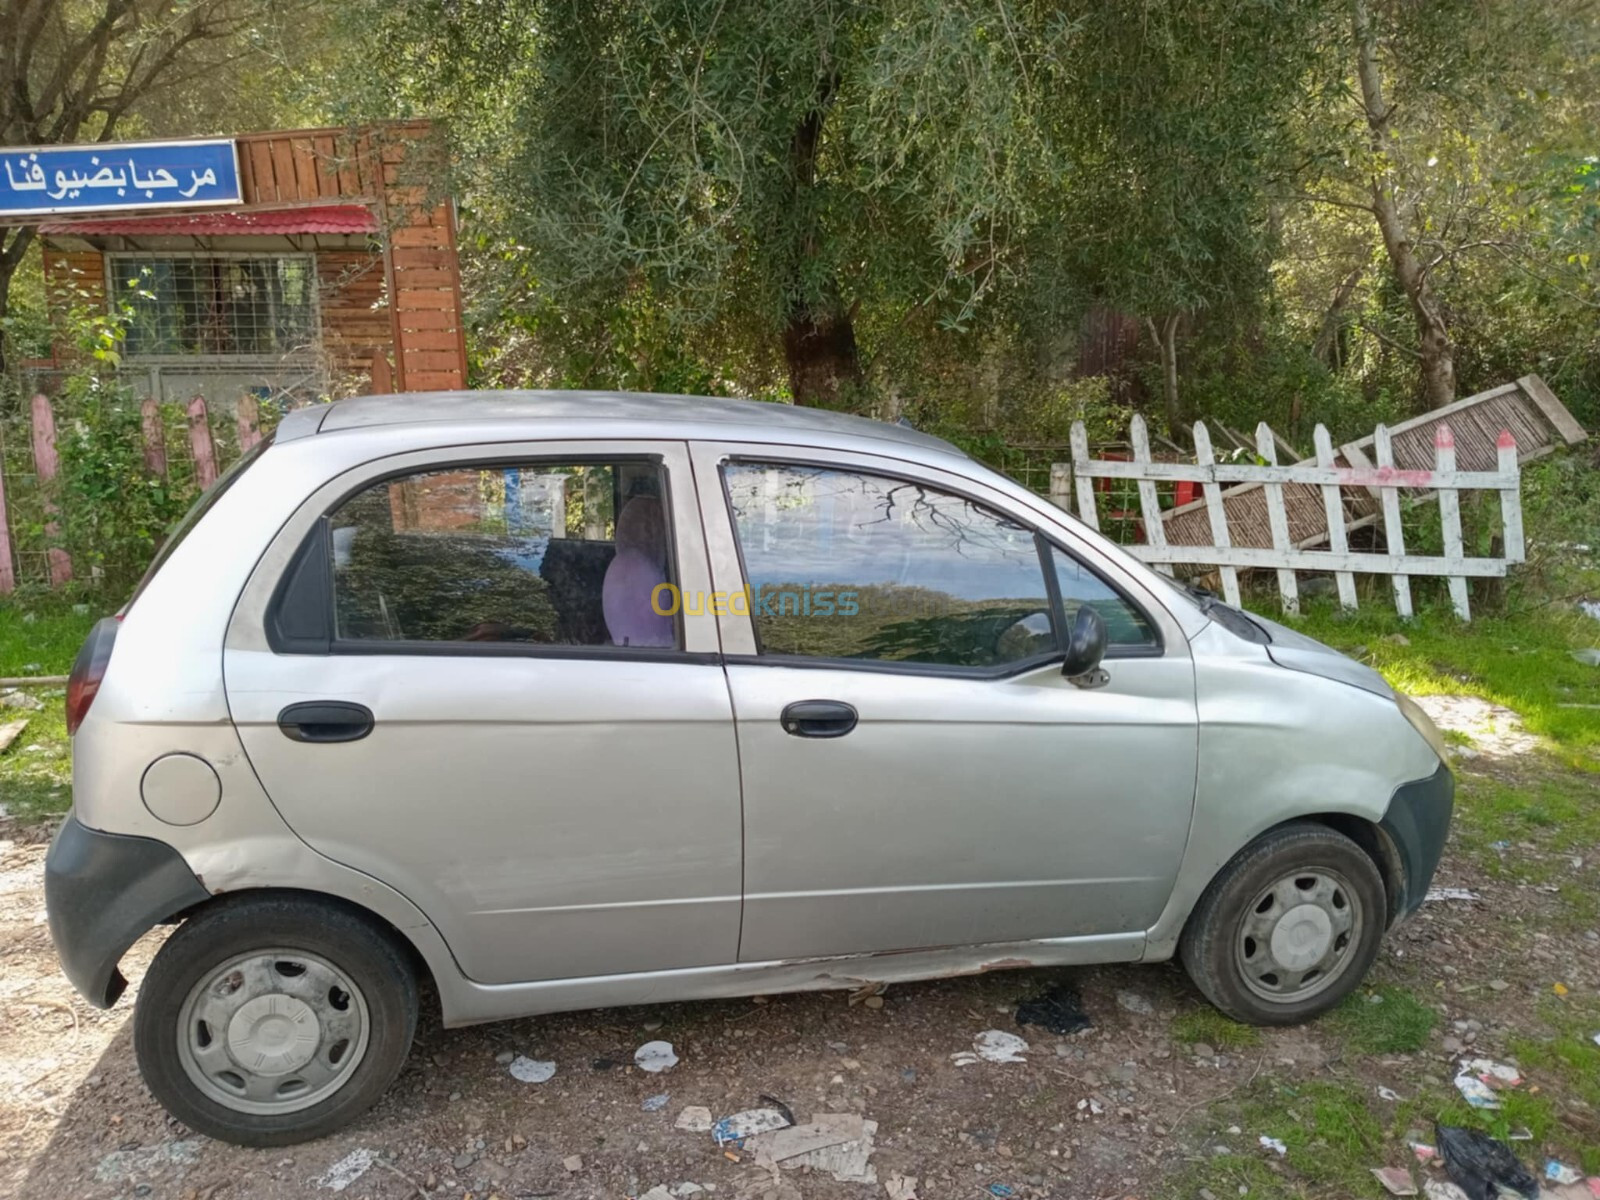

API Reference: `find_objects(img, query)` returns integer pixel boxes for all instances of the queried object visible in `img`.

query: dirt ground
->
[2,697,1597,1200]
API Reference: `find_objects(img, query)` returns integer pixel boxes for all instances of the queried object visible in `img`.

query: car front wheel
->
[1180,822,1387,1025]
[134,895,418,1146]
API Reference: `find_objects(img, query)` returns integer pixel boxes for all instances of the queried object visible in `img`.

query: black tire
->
[134,894,418,1146]
[1179,822,1387,1025]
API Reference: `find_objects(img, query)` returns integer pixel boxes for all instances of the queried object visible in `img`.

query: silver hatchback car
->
[46,391,1452,1145]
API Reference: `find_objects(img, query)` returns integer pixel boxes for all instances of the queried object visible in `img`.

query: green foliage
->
[0,599,96,824]
[49,282,190,598]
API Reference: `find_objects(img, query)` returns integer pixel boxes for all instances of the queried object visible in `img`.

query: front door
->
[225,441,742,985]
[696,447,1199,963]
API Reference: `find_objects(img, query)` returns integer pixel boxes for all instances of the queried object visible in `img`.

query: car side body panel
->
[53,392,1449,1029]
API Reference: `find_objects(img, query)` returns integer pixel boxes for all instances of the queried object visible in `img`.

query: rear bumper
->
[1380,761,1455,918]
[44,814,209,1008]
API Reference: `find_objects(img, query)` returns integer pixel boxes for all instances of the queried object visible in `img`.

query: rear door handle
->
[780,700,858,739]
[278,701,375,744]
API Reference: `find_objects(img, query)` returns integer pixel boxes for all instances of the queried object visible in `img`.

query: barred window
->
[111,254,317,358]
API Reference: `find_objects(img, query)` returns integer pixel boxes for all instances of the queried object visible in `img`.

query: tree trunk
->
[1352,0,1455,413]
[781,75,863,408]
[1144,313,1182,437]
[1312,259,1366,367]
[783,303,864,408]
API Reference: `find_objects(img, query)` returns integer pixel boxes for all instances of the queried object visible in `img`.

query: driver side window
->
[723,462,1056,669]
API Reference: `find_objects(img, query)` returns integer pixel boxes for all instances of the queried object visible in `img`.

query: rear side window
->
[723,462,1057,669]
[325,460,679,649]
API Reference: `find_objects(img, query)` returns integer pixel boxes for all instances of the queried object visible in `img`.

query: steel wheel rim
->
[176,948,371,1115]
[1234,867,1363,1003]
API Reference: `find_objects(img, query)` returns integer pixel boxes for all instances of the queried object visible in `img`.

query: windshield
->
[123,433,275,612]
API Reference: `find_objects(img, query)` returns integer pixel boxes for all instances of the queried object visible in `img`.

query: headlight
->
[1395,692,1451,762]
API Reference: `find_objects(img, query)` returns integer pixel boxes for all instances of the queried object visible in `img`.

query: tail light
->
[66,617,119,736]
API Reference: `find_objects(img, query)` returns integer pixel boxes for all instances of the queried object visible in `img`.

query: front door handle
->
[781,699,858,739]
[278,701,375,744]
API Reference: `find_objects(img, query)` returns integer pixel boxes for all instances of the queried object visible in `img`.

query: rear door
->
[224,440,742,985]
[691,442,1199,962]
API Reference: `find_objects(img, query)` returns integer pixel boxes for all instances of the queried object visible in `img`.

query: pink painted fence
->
[0,392,257,594]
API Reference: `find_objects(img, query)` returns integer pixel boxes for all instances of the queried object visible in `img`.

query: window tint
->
[724,463,1056,669]
[329,461,678,649]
[1049,545,1158,648]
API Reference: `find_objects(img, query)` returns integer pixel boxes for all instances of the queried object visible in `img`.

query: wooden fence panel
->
[1059,416,1526,621]
[1313,425,1358,611]
[1256,423,1298,615]
[30,394,72,586]
[0,453,14,594]
[187,396,218,489]
[1434,424,1471,620]
[1190,423,1240,607]
[1129,415,1171,577]
[140,397,167,477]
[1373,424,1413,619]
[236,395,263,453]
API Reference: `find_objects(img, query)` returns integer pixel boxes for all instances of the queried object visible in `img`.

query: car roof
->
[277,389,963,456]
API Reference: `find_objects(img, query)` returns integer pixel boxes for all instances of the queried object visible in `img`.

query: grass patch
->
[1264,603,1600,765]
[1165,1079,1390,1200]
[0,599,97,676]
[1508,998,1600,1174]
[1453,770,1600,864]
[0,598,95,823]
[1331,985,1438,1054]
[1172,1005,1263,1049]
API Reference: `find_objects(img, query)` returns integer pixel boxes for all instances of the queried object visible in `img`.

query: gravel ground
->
[2,698,1596,1200]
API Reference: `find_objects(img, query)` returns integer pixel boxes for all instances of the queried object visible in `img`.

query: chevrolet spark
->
[45,391,1453,1146]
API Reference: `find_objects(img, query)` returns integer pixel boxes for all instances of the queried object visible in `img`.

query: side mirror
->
[1061,604,1108,685]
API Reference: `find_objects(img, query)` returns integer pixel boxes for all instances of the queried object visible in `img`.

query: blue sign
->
[0,138,241,219]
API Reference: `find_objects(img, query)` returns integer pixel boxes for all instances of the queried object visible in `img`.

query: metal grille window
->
[111,254,317,358]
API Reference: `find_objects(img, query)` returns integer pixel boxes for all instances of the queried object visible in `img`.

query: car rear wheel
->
[1180,822,1386,1025]
[134,895,418,1146]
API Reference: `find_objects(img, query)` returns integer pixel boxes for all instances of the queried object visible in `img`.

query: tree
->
[1289,0,1600,414]
[343,0,1320,411]
[0,0,303,374]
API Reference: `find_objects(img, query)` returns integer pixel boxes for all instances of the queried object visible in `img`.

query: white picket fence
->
[1049,415,1524,621]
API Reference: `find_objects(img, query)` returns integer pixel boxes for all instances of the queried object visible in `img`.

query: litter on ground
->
[1014,983,1092,1035]
[642,1093,670,1112]
[635,1040,679,1073]
[712,1107,794,1147]
[962,1029,1029,1064]
[1547,1162,1584,1187]
[1378,1086,1402,1101]
[1436,1124,1539,1200]
[1259,1135,1287,1157]
[675,1106,713,1133]
[316,1148,377,1193]
[1452,1073,1501,1109]
[508,1056,556,1083]
[746,1113,878,1184]
[1372,1165,1418,1196]
[1425,888,1482,902]
[884,1172,919,1200]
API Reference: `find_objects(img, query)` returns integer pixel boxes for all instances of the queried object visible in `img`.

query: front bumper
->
[1379,761,1455,918]
[44,814,210,1008]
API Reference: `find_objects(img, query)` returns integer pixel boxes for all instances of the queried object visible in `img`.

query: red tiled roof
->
[36,204,378,237]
